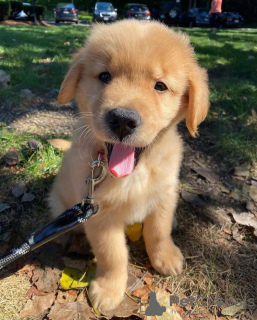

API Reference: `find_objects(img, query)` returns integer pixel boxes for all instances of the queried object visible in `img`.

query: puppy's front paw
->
[89,277,126,312]
[150,241,184,276]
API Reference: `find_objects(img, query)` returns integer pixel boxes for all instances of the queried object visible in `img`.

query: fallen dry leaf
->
[60,265,96,290]
[48,301,94,320]
[144,276,153,286]
[181,191,206,207]
[48,138,71,151]
[0,201,10,212]
[234,165,250,177]
[27,286,48,298]
[231,211,257,237]
[223,228,232,235]
[32,266,61,293]
[190,163,219,183]
[125,222,142,242]
[17,262,40,279]
[132,285,150,303]
[28,139,43,151]
[56,290,77,304]
[4,147,20,165]
[249,186,257,203]
[21,192,35,202]
[12,181,27,197]
[221,303,244,316]
[102,294,139,319]
[20,292,55,318]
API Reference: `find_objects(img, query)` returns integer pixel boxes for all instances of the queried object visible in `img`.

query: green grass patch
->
[0,128,63,192]
[0,24,90,98]
[178,27,257,164]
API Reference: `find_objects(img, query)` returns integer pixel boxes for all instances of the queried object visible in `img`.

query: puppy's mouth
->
[106,143,145,178]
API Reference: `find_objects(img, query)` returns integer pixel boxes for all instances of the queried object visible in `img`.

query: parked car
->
[220,12,244,28]
[123,3,150,20]
[93,2,117,22]
[152,1,181,25]
[54,3,78,24]
[179,7,209,27]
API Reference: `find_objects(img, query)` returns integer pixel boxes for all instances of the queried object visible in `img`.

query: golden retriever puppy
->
[49,20,209,312]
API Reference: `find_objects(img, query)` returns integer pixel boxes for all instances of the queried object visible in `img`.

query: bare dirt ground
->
[0,95,257,320]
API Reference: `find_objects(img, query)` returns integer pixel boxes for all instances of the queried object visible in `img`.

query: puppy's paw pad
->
[89,279,125,312]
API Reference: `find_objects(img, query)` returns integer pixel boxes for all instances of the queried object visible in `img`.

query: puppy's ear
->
[58,49,84,104]
[186,64,209,137]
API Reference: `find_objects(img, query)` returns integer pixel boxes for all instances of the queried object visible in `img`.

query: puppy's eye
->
[99,72,111,84]
[154,82,168,92]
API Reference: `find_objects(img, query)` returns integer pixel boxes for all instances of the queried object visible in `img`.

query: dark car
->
[54,3,78,24]
[124,3,151,20]
[152,1,181,25]
[220,12,244,28]
[93,2,117,22]
[179,7,209,27]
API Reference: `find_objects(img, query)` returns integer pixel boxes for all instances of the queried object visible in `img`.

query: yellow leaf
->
[125,223,142,242]
[221,303,244,316]
[60,266,96,290]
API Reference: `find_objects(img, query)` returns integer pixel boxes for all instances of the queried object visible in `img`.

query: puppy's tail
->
[48,139,71,152]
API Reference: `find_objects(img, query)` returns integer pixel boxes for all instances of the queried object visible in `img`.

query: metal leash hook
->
[83,152,106,213]
[0,152,106,270]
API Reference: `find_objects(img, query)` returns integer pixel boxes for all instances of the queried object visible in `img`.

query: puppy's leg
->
[143,199,183,276]
[85,215,128,312]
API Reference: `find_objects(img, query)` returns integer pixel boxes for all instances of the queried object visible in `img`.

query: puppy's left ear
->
[58,49,84,104]
[186,64,209,137]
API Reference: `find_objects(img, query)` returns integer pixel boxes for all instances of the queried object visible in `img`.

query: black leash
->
[0,153,106,271]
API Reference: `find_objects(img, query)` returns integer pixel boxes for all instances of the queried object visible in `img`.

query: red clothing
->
[210,0,222,13]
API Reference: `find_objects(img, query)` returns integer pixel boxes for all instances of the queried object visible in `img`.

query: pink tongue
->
[109,143,135,178]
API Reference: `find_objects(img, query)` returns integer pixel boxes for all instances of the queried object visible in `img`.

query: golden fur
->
[49,20,209,312]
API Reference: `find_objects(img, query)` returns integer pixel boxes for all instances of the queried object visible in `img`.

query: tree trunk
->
[32,0,38,24]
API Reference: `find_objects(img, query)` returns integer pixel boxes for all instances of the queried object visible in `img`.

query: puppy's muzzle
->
[106,107,141,141]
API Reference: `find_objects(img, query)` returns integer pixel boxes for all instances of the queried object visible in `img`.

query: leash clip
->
[83,152,106,213]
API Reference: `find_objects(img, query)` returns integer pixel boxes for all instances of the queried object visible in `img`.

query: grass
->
[0,24,90,100]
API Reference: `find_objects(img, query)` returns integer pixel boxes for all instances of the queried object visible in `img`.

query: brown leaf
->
[132,285,150,303]
[181,191,206,207]
[232,212,257,237]
[102,294,139,319]
[12,181,27,197]
[17,262,40,279]
[28,139,43,151]
[21,192,35,202]
[191,163,219,183]
[20,292,55,318]
[32,267,61,293]
[223,228,232,235]
[232,227,244,244]
[234,165,250,177]
[48,138,71,151]
[48,302,94,320]
[229,189,241,201]
[27,286,48,298]
[144,276,153,286]
[249,186,257,203]
[4,147,20,166]
[56,290,77,304]
[246,200,257,214]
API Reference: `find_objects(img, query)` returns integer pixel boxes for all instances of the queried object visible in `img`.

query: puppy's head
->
[59,20,209,177]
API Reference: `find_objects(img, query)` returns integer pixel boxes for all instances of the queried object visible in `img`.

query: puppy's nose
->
[106,107,141,141]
